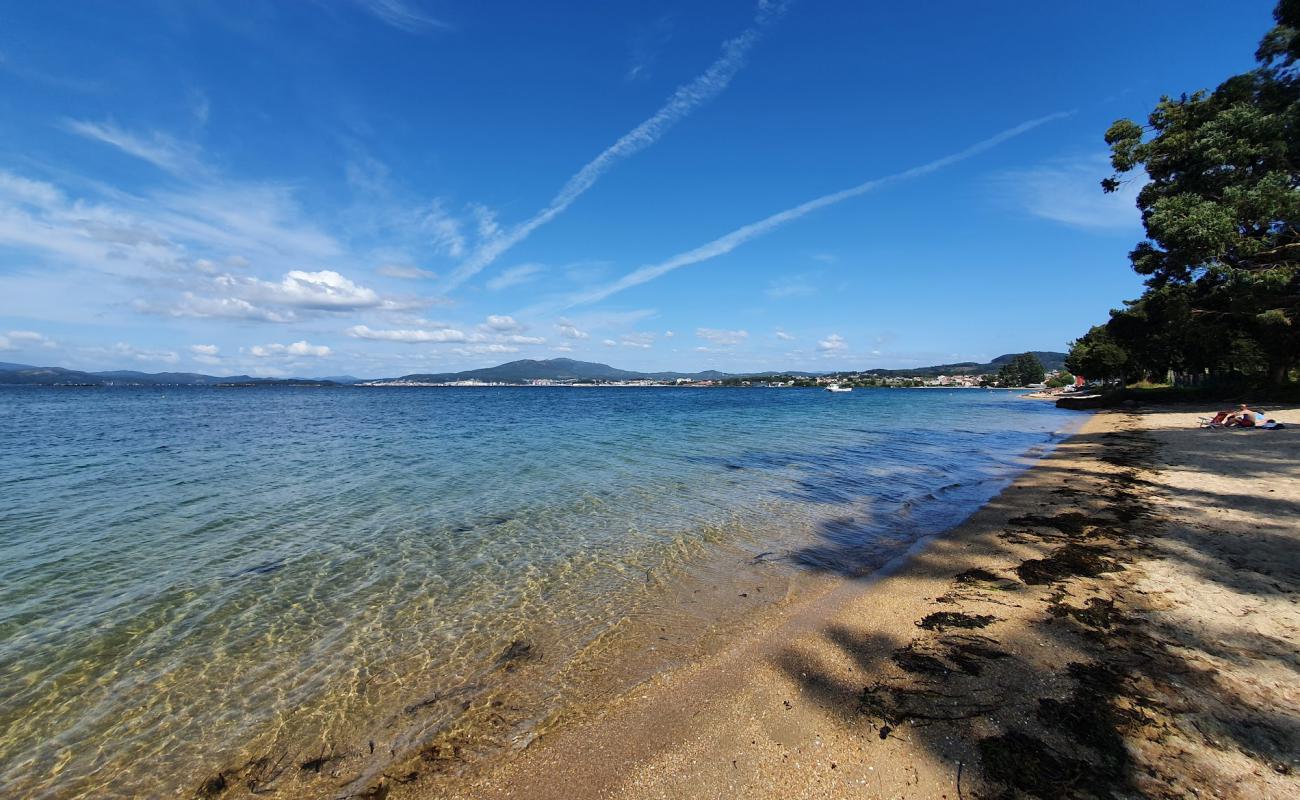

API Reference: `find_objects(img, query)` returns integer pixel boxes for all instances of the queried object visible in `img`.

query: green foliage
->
[1066,327,1129,384]
[1091,1,1300,384]
[1045,371,1075,389]
[995,352,1046,386]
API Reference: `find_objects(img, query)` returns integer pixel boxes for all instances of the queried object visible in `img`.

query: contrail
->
[441,1,789,292]
[554,110,1073,309]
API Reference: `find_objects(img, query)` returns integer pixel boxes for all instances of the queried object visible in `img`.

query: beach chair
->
[1198,411,1231,428]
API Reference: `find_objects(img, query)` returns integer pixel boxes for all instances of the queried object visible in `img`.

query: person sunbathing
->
[1227,404,1260,427]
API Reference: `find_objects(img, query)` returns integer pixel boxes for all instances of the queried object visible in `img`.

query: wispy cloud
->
[995,153,1143,230]
[774,329,795,341]
[765,273,818,299]
[356,0,450,34]
[64,119,204,176]
[486,263,544,291]
[558,111,1072,309]
[440,0,788,292]
[377,264,438,279]
[696,327,748,346]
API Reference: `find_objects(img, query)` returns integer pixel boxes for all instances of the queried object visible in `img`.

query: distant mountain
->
[0,365,336,386]
[0,351,1068,388]
[856,351,1067,378]
[387,358,725,384]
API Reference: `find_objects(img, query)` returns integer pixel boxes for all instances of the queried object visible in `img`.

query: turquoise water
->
[0,387,1079,798]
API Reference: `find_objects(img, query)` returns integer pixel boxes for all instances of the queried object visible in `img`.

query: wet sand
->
[401,406,1300,800]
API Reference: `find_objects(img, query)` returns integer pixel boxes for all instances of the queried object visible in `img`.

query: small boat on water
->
[825,384,852,393]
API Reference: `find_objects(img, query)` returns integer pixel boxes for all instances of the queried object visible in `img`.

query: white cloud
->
[663,330,674,337]
[482,314,523,332]
[64,119,204,176]
[189,344,219,356]
[774,329,795,341]
[155,293,296,323]
[377,264,437,279]
[425,200,467,258]
[556,319,589,339]
[91,341,179,365]
[249,340,332,358]
[217,270,390,311]
[620,332,655,349]
[346,325,468,343]
[0,172,63,209]
[696,327,748,346]
[2,331,53,352]
[996,154,1143,230]
[486,263,544,291]
[440,2,787,292]
[358,0,451,33]
[557,111,1072,309]
[601,339,617,347]
[765,274,817,299]
[817,333,847,352]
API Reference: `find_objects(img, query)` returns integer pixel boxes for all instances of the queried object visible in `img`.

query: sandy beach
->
[392,406,1300,800]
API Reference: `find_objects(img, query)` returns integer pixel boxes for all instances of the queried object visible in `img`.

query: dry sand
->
[393,406,1298,800]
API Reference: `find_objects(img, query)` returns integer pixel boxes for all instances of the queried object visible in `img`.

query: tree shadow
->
[771,413,1300,797]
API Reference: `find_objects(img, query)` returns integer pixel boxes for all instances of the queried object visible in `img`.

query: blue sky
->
[0,0,1277,377]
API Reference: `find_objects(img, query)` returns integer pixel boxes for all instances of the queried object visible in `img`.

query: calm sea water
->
[0,386,1079,798]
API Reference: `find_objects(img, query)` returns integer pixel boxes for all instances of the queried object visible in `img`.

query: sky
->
[0,0,1279,378]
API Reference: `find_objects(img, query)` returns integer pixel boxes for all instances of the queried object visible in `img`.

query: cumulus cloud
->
[774,329,795,341]
[817,333,847,352]
[556,319,589,339]
[1,330,57,350]
[224,270,383,311]
[249,340,332,358]
[482,314,523,332]
[601,339,617,347]
[696,328,748,346]
[189,343,219,355]
[346,325,468,343]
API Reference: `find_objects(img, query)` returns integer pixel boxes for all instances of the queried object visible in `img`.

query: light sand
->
[389,406,1299,800]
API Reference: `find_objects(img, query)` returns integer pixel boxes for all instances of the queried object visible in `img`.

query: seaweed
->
[1047,598,1125,630]
[916,611,997,631]
[493,639,538,672]
[954,568,1001,584]
[195,772,227,799]
[1016,544,1121,585]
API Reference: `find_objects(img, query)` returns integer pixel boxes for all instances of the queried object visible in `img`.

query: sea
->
[0,386,1081,798]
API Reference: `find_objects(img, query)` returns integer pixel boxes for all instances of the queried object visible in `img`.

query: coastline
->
[400,406,1300,800]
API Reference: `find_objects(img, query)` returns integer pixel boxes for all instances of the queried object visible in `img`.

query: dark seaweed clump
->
[1016,544,1120,585]
[916,611,997,631]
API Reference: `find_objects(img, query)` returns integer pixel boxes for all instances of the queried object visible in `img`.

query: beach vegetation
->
[1077,0,1300,386]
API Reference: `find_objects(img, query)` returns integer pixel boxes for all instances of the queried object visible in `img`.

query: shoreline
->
[399,406,1300,800]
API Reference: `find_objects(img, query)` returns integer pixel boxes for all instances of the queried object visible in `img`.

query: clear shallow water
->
[0,387,1079,797]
